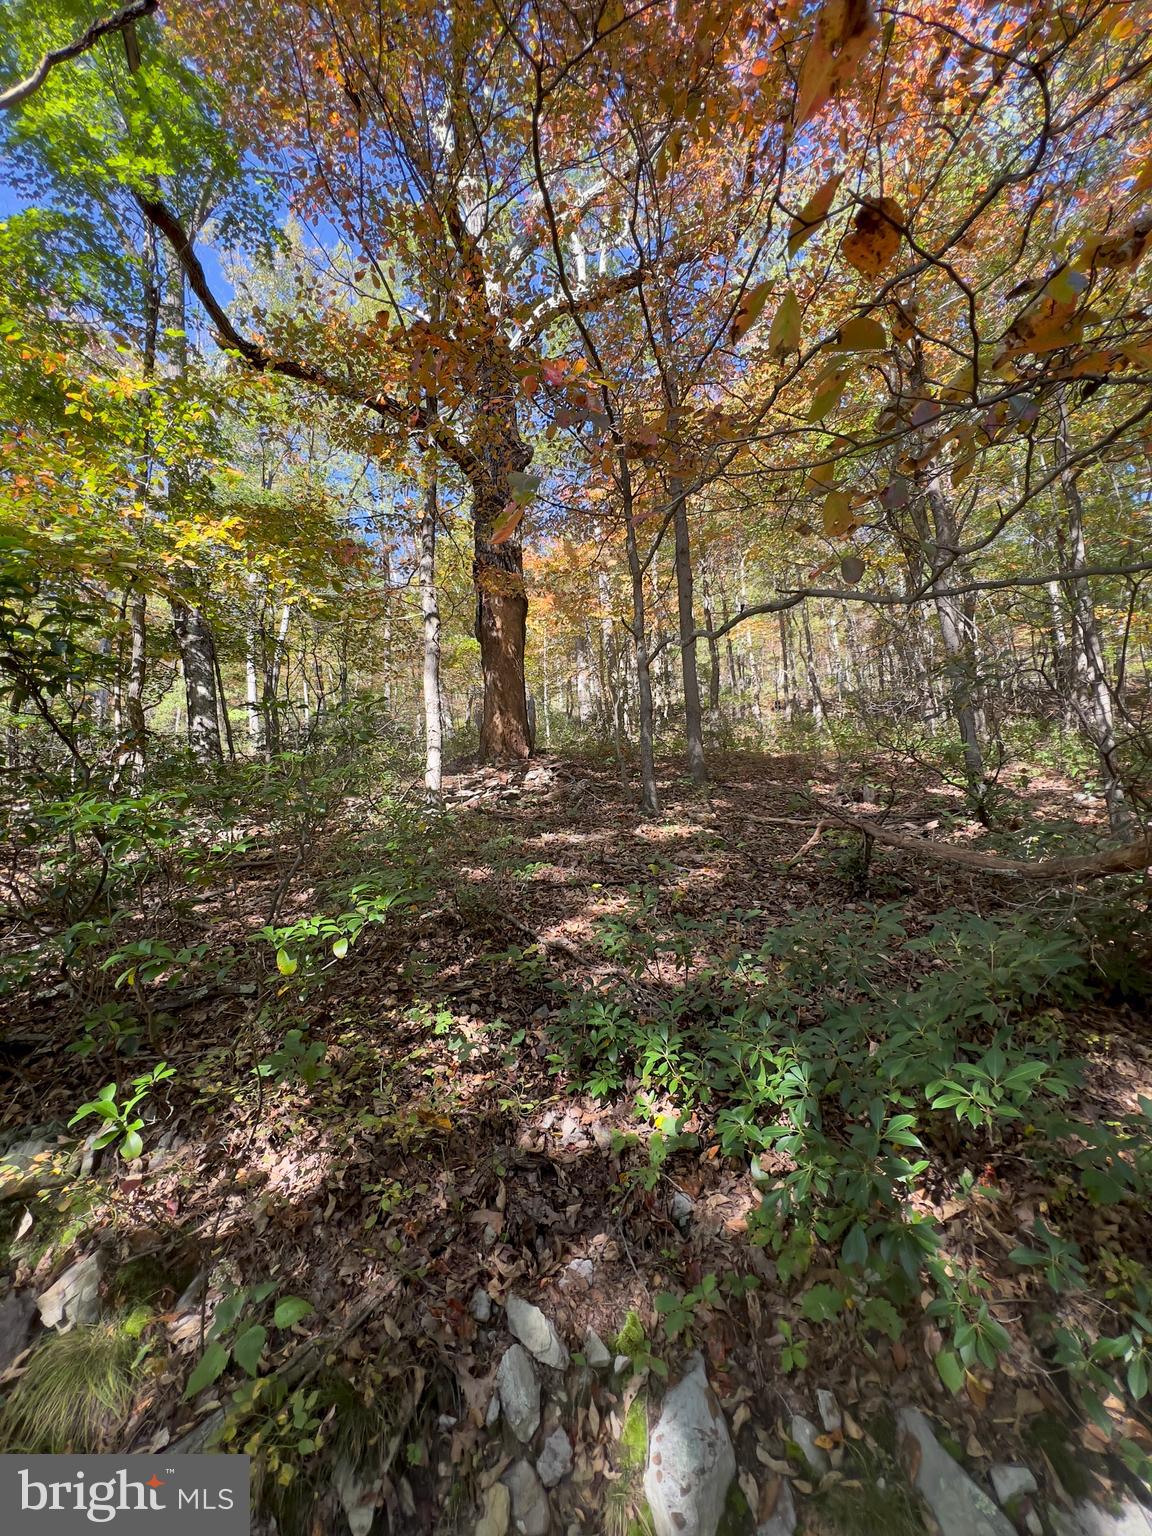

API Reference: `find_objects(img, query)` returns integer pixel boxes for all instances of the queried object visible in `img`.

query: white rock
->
[506,1295,569,1369]
[670,1191,695,1226]
[789,1414,828,1475]
[583,1327,611,1369]
[476,1482,511,1536]
[0,1127,68,1198]
[486,1393,502,1428]
[559,1258,594,1291]
[614,1354,632,1376]
[1025,1514,1042,1536]
[758,1478,797,1536]
[503,1459,550,1536]
[536,1427,573,1488]
[591,1121,614,1152]
[1048,1500,1152,1536]
[816,1389,841,1434]
[37,1251,101,1330]
[898,1407,1015,1536]
[333,1459,380,1536]
[558,1114,587,1147]
[497,1344,541,1442]
[471,1286,493,1323]
[990,1465,1037,1507]
[644,1352,736,1536]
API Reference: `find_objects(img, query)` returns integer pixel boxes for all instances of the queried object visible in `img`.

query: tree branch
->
[812,798,1150,881]
[134,194,482,480]
[0,0,158,111]
[691,561,1152,644]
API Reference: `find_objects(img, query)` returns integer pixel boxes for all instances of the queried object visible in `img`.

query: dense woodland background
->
[1,2,1152,1534]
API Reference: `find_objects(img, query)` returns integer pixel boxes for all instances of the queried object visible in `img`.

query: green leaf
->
[276,949,298,976]
[800,1283,844,1322]
[935,1348,965,1394]
[331,936,349,959]
[768,290,802,357]
[185,1341,231,1398]
[121,1128,143,1160]
[1128,1355,1149,1401]
[273,1297,314,1330]
[209,1290,249,1341]
[860,1296,904,1341]
[841,1223,869,1267]
[233,1324,267,1377]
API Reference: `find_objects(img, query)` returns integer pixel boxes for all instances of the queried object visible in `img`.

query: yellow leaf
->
[730,279,773,345]
[808,368,848,421]
[787,173,844,257]
[805,461,837,491]
[822,490,854,537]
[829,315,888,350]
[768,290,802,356]
[1078,219,1152,270]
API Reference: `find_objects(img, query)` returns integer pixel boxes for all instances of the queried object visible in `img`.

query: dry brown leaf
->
[794,0,879,125]
[787,172,845,255]
[843,197,903,276]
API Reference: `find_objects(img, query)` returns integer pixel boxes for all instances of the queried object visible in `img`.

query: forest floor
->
[2,748,1151,1535]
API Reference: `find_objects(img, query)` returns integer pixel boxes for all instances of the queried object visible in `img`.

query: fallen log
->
[810,799,1150,881]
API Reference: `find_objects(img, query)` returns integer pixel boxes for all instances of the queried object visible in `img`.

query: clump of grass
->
[317,1371,394,1467]
[607,1389,651,1536]
[0,1323,137,1452]
[806,1436,928,1536]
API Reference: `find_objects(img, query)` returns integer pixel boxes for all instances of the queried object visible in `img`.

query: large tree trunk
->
[671,479,706,783]
[245,615,264,753]
[171,598,222,763]
[701,560,722,714]
[575,629,593,724]
[262,601,291,753]
[473,508,531,760]
[620,466,659,814]
[922,469,988,817]
[800,603,827,726]
[470,357,533,762]
[420,458,444,794]
[1055,403,1132,832]
[112,589,147,789]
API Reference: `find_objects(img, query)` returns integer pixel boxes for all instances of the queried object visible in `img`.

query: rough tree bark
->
[470,347,533,762]
[112,590,147,790]
[171,599,222,763]
[916,463,988,815]
[671,477,706,783]
[620,466,660,814]
[1055,402,1132,833]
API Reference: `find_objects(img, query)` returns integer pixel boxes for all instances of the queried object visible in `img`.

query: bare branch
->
[0,0,158,112]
